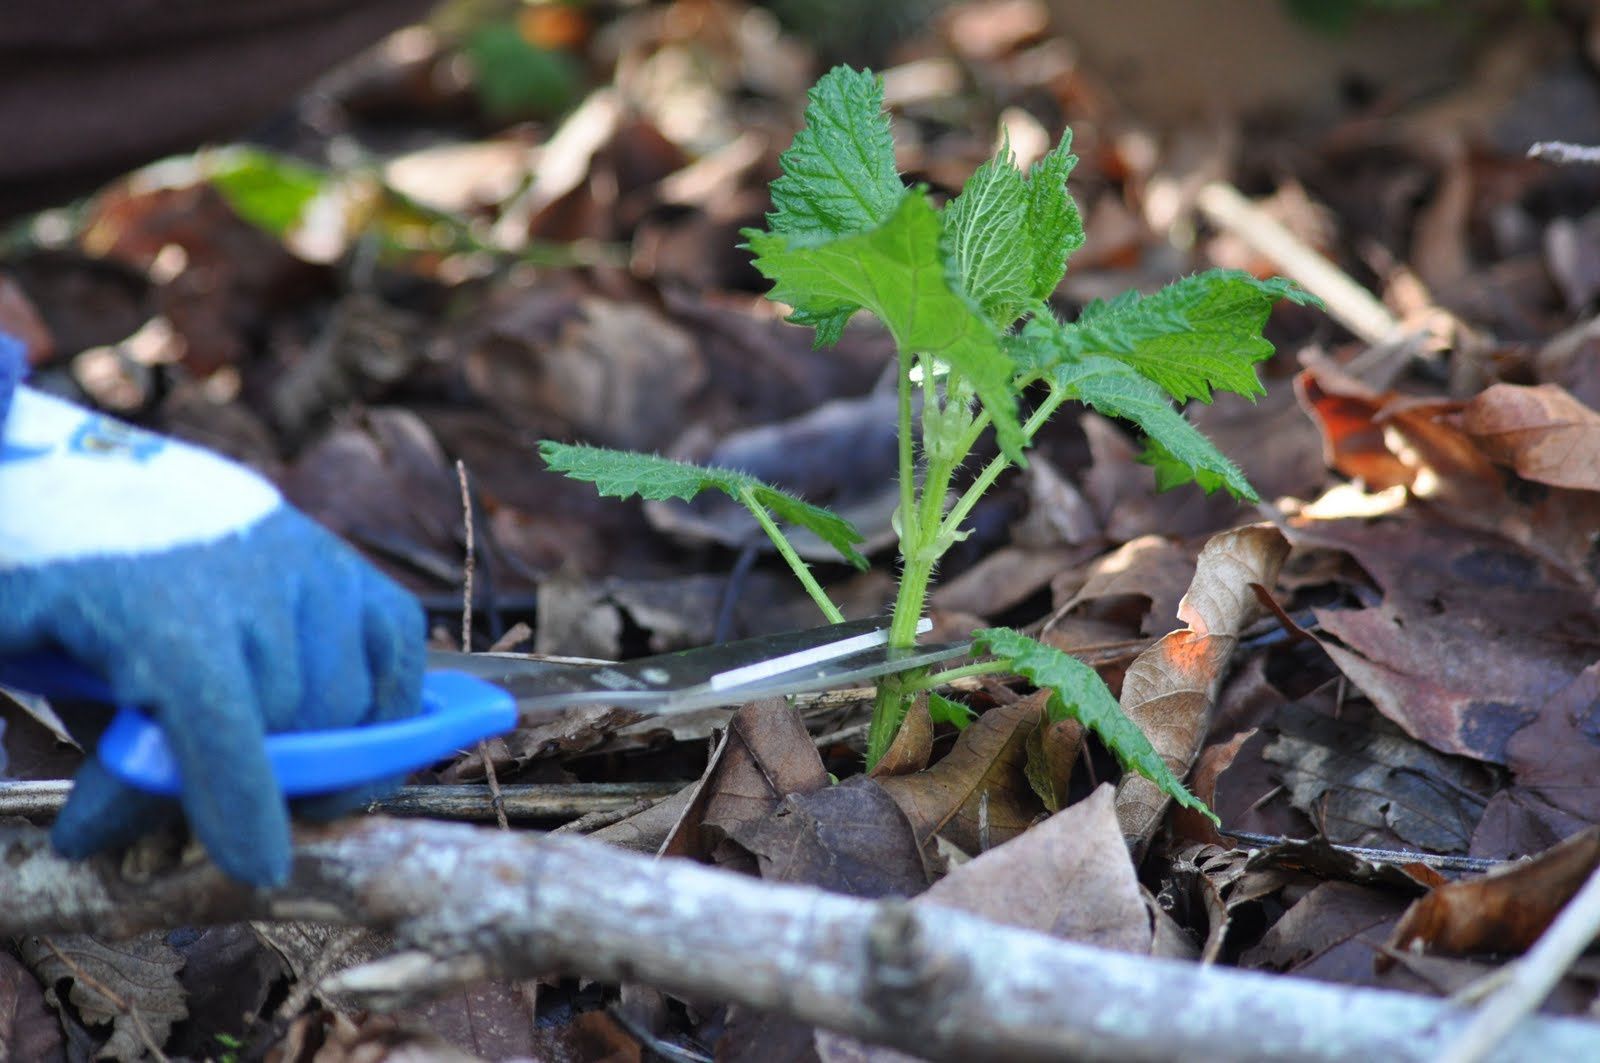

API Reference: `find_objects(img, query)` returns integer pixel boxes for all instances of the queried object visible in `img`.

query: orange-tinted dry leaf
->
[1386,828,1600,964]
[869,698,933,778]
[1049,534,1198,638]
[1297,363,1600,586]
[917,785,1151,953]
[1115,525,1288,845]
[879,698,1046,854]
[1459,383,1600,492]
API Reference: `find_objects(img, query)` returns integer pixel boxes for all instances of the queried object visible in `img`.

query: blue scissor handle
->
[0,652,517,796]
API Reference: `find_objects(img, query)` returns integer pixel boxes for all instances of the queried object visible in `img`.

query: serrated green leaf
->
[539,441,868,569]
[927,691,976,730]
[942,131,1083,328]
[1050,350,1256,500]
[1022,132,1084,302]
[766,65,904,242]
[943,142,1031,326]
[208,149,326,238]
[972,627,1217,824]
[1138,436,1234,495]
[745,191,1026,461]
[1048,270,1317,403]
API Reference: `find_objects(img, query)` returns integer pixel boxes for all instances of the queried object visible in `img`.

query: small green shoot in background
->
[542,66,1320,819]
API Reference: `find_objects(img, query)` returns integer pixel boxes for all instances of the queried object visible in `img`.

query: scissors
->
[0,618,969,797]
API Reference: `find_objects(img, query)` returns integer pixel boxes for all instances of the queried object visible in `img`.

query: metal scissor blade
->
[674,638,973,711]
[425,616,917,716]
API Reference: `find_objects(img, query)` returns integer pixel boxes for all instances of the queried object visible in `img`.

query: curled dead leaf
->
[1115,524,1289,847]
[1385,827,1600,967]
[869,697,933,778]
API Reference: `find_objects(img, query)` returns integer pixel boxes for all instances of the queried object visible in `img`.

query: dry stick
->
[1439,861,1600,1063]
[1195,181,1400,346]
[0,780,680,822]
[1527,141,1600,165]
[456,459,509,832]
[3,820,1597,1063]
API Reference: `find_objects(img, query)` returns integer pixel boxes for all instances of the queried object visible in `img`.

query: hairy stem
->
[740,487,845,624]
[895,347,918,548]
[938,385,1068,546]
[898,658,1010,694]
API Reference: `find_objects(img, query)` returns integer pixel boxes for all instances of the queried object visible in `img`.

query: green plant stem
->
[895,348,919,548]
[937,385,1068,545]
[868,383,1069,768]
[740,487,845,624]
[898,658,1010,693]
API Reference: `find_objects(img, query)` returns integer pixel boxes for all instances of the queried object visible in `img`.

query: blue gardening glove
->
[0,336,425,885]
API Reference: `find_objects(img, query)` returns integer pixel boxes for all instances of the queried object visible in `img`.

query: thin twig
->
[1196,180,1400,345]
[458,459,509,832]
[1527,141,1600,165]
[1439,861,1600,1063]
[2,820,1597,1062]
[0,781,681,822]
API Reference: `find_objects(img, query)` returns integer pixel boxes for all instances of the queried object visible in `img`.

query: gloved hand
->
[0,335,425,885]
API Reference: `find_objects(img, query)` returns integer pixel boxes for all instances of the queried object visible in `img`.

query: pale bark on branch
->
[2,818,1596,1063]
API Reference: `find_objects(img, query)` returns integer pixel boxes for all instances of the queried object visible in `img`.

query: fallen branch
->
[2,820,1597,1061]
[0,781,680,822]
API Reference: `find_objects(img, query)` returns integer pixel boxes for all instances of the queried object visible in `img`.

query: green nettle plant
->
[541,66,1319,817]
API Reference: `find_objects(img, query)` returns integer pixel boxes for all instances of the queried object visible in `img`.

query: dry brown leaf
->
[396,980,539,1060]
[661,698,826,866]
[1115,524,1289,846]
[270,1010,488,1063]
[1291,517,1593,764]
[19,931,187,1061]
[1264,700,1493,852]
[917,785,1151,953]
[1386,828,1600,965]
[1048,534,1198,639]
[879,698,1046,855]
[0,952,62,1063]
[1241,881,1409,983]
[1458,382,1600,492]
[1021,691,1083,813]
[868,697,933,778]
[1506,664,1600,823]
[731,776,929,897]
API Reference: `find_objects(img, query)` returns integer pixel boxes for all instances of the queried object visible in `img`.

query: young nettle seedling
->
[541,66,1319,817]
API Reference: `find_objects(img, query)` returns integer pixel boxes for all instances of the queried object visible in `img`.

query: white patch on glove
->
[0,388,280,567]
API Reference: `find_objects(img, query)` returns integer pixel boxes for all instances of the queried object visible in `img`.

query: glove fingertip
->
[181,769,295,887]
[51,760,174,858]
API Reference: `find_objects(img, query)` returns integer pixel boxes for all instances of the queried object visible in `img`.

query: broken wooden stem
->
[1,820,1596,1062]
